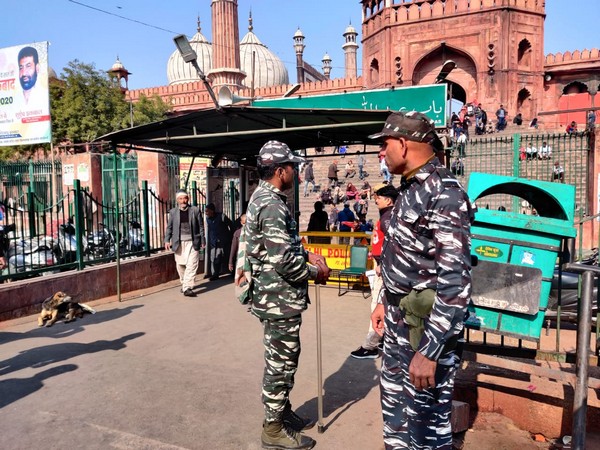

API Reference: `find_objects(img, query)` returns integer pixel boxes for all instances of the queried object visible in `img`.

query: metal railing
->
[0,158,62,207]
[0,179,177,282]
[452,131,590,212]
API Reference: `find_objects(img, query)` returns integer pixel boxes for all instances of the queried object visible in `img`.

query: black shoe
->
[183,288,196,297]
[209,276,219,281]
[283,403,315,432]
[350,347,379,359]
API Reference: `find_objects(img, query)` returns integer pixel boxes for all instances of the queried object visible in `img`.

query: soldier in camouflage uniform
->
[243,140,331,450]
[369,112,474,449]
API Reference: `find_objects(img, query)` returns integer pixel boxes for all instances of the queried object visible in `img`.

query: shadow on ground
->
[296,355,380,430]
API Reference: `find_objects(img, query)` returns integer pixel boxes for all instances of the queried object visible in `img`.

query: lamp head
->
[173,34,197,63]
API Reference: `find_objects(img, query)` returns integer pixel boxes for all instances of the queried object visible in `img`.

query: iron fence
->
[453,131,590,213]
[0,179,174,282]
[0,159,62,207]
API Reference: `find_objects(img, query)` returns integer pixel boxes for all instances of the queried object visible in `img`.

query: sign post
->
[253,84,447,127]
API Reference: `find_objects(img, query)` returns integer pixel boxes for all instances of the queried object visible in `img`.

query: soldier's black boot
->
[283,403,316,431]
[261,421,316,450]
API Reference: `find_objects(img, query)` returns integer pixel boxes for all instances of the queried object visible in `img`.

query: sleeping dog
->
[38,291,96,327]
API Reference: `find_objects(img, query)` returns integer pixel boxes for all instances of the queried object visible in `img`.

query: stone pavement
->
[0,277,595,449]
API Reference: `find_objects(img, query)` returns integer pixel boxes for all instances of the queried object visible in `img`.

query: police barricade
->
[465,172,577,341]
[299,231,373,286]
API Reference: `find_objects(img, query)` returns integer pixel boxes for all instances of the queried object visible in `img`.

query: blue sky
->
[2,0,597,90]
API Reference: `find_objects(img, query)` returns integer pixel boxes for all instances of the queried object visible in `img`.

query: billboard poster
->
[179,157,209,191]
[0,41,51,147]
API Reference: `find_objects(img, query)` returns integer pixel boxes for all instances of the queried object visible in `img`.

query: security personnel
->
[369,111,474,449]
[243,140,331,450]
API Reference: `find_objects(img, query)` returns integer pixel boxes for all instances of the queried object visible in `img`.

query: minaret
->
[107,56,131,92]
[343,23,359,79]
[293,28,305,83]
[322,52,332,79]
[207,0,246,91]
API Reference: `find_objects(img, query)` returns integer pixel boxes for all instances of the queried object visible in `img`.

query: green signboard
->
[252,84,447,127]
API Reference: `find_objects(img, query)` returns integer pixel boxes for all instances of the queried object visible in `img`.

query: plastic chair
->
[338,245,370,297]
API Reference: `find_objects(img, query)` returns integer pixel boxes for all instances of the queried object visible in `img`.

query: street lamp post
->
[435,60,457,123]
[173,34,220,110]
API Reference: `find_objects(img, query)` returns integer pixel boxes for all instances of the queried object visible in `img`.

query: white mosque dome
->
[239,18,289,88]
[167,22,213,85]
[344,24,357,35]
[111,57,125,71]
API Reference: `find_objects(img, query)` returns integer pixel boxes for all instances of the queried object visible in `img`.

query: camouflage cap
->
[369,111,444,152]
[258,140,305,166]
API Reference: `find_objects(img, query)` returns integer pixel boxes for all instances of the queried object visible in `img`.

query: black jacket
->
[165,205,205,252]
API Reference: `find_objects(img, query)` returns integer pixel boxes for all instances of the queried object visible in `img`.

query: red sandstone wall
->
[361,1,545,121]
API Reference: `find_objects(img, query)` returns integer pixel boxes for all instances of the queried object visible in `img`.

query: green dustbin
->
[465,172,577,341]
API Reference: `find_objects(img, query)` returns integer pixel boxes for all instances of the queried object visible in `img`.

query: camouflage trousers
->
[261,314,302,422]
[380,303,460,449]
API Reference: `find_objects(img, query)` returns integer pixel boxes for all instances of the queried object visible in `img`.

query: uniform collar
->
[400,156,439,189]
[259,179,287,202]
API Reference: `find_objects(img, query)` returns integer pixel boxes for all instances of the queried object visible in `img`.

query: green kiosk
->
[465,172,577,341]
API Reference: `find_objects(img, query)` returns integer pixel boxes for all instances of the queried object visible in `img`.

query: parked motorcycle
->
[6,234,57,274]
[123,219,144,253]
[0,223,15,256]
[87,223,117,259]
[52,218,91,265]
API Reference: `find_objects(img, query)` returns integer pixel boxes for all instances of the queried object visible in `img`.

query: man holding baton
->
[242,140,331,450]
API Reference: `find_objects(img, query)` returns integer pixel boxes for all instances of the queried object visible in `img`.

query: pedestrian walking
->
[205,203,233,281]
[358,151,366,180]
[350,183,398,360]
[303,161,315,197]
[164,190,205,297]
[328,160,339,188]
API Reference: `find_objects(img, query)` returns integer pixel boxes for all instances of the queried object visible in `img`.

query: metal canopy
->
[96,105,391,161]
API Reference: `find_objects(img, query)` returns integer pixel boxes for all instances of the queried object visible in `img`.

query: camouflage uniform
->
[380,158,473,449]
[245,149,317,423]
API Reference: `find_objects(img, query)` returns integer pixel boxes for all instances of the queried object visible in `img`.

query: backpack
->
[354,200,367,215]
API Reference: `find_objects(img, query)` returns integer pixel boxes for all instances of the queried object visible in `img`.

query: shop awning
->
[96,105,390,161]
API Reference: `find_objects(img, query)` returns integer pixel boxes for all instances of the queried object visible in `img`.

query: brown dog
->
[38,291,96,327]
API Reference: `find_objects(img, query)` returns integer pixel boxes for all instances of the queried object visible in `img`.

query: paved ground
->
[0,277,595,449]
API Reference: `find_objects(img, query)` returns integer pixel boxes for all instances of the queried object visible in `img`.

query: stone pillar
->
[137,151,171,201]
[207,0,246,91]
[61,152,102,201]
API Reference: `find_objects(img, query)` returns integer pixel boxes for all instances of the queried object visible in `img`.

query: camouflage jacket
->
[381,157,474,361]
[245,180,315,319]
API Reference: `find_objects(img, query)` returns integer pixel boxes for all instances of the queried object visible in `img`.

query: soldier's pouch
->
[399,288,436,351]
